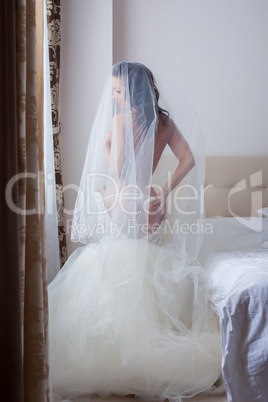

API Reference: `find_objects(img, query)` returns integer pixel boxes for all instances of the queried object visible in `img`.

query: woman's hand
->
[145,188,166,233]
[152,190,167,221]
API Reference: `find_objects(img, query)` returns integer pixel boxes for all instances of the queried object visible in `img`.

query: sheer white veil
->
[153,70,205,262]
[71,61,204,254]
[50,63,222,401]
[72,62,157,243]
[69,62,207,335]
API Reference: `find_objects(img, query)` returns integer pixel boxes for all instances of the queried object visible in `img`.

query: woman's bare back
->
[152,114,174,174]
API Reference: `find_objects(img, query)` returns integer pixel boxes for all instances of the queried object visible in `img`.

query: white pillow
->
[257,207,268,217]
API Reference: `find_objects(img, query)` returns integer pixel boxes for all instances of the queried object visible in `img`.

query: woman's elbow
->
[186,151,195,172]
[190,153,195,170]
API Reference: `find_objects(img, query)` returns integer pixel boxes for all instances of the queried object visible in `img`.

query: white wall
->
[60,0,112,253]
[113,0,268,156]
[60,0,268,254]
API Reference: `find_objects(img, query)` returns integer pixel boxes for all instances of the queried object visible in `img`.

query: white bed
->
[199,217,268,401]
[201,156,268,402]
[155,155,268,401]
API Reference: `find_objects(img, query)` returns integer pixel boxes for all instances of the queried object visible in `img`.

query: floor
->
[90,395,227,402]
[54,377,227,402]
[55,392,227,402]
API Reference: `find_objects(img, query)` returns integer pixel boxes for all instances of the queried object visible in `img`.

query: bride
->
[48,62,222,401]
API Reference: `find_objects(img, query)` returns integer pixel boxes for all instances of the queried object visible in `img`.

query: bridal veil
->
[49,62,221,401]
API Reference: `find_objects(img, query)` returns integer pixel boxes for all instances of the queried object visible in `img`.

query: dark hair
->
[112,62,170,127]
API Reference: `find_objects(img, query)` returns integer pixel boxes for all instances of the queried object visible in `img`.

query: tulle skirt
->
[48,238,222,401]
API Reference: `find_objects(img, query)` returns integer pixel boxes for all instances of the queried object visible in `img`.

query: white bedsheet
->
[198,217,268,402]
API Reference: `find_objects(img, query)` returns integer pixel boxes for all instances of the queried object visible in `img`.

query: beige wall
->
[60,0,268,253]
[60,0,113,253]
[113,0,268,156]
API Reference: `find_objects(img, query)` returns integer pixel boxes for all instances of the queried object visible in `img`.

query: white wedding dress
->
[49,62,222,401]
[49,195,222,402]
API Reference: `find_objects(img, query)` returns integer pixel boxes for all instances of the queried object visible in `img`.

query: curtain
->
[0,1,22,400]
[44,0,61,283]
[47,0,68,267]
[1,0,50,401]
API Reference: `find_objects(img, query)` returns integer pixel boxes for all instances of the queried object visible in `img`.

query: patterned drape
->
[19,0,50,400]
[1,0,50,401]
[46,0,68,267]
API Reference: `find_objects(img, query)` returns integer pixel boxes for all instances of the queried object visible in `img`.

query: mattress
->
[198,217,268,402]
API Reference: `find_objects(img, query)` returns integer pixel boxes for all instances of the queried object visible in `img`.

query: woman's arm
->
[104,114,126,177]
[163,123,195,197]
[104,130,112,167]
[153,122,195,220]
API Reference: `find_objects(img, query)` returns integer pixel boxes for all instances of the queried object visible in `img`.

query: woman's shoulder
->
[157,114,175,139]
[112,112,127,121]
[159,113,175,128]
[111,113,128,129]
